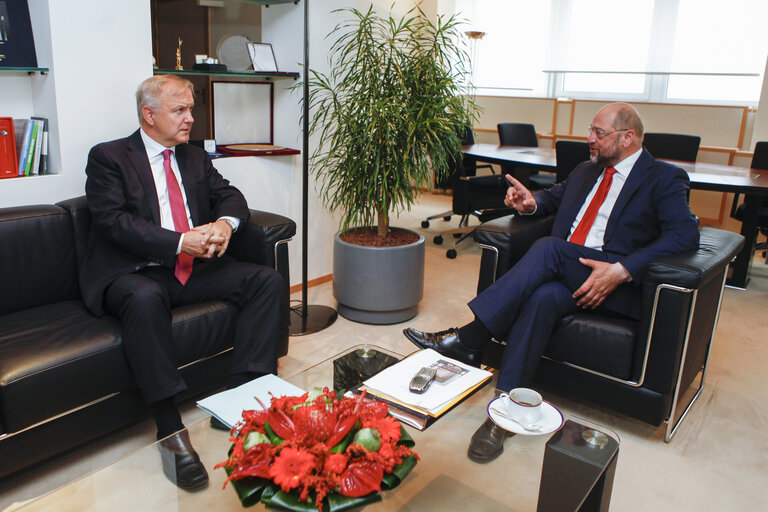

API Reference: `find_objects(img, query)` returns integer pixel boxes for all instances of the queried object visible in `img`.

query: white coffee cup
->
[498,387,543,425]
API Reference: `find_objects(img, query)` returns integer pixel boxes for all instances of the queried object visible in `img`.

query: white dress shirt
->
[567,148,642,250]
[140,129,239,256]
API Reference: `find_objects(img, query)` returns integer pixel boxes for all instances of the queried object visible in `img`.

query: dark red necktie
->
[162,149,193,284]
[569,167,617,246]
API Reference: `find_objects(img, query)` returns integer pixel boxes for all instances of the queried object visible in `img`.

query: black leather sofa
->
[473,214,744,441]
[0,196,296,479]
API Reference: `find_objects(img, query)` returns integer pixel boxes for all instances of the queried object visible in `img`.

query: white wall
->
[753,55,768,148]
[0,0,151,207]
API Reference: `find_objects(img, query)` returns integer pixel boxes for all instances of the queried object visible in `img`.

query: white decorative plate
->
[217,35,252,71]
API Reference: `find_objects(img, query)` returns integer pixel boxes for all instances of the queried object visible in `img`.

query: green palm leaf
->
[303,6,480,238]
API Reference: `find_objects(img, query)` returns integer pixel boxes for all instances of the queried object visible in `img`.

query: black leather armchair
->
[473,214,743,442]
[729,141,768,262]
[497,122,555,190]
[0,196,295,478]
[555,140,590,183]
[643,132,701,163]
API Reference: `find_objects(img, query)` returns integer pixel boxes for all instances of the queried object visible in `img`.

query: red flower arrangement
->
[216,388,419,512]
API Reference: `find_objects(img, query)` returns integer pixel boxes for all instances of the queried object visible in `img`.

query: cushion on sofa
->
[0,206,80,315]
[545,312,638,381]
[0,299,240,433]
[0,301,130,432]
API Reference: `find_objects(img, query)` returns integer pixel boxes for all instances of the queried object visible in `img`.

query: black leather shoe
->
[210,416,230,431]
[403,327,483,367]
[158,430,209,490]
[467,418,512,463]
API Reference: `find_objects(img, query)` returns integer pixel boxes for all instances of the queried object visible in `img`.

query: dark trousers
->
[469,236,640,391]
[104,257,285,403]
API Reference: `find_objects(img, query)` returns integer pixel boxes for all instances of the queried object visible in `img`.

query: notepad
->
[196,374,304,429]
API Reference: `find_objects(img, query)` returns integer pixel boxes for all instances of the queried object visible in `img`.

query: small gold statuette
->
[176,37,183,70]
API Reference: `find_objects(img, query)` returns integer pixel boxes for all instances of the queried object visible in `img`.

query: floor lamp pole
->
[289,0,338,335]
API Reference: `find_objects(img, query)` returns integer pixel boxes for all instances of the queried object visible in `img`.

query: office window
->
[464,0,768,105]
[665,0,768,103]
[468,0,552,96]
[558,0,654,97]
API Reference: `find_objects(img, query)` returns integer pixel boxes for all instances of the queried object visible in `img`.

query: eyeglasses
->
[587,126,630,139]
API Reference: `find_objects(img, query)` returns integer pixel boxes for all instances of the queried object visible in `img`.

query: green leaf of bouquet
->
[327,491,382,512]
[230,476,269,507]
[261,482,278,502]
[382,455,418,490]
[262,489,318,512]
[398,425,415,448]
[264,422,284,445]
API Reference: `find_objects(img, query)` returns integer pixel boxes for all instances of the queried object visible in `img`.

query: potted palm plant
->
[307,6,479,324]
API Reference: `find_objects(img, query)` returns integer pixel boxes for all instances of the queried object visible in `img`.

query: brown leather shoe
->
[158,430,209,490]
[467,418,513,463]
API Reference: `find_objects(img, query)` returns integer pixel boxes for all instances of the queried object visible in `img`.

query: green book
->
[24,121,39,176]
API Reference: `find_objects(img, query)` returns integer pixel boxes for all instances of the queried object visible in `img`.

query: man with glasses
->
[404,102,699,462]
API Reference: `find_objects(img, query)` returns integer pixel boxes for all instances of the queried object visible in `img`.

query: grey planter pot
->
[333,228,425,324]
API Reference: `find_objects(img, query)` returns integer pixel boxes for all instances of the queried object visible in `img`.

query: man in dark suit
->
[404,103,700,462]
[82,75,286,489]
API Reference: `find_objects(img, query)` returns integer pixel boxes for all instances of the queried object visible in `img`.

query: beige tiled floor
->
[2,193,767,511]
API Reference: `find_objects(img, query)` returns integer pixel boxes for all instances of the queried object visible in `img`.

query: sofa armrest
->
[229,209,296,284]
[637,228,744,393]
[643,228,744,290]
[473,214,555,293]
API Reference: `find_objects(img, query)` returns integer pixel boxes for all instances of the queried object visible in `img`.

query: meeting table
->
[462,143,768,289]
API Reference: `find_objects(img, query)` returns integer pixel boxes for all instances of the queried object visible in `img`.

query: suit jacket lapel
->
[604,149,654,241]
[174,144,200,226]
[126,130,162,225]
[561,163,603,234]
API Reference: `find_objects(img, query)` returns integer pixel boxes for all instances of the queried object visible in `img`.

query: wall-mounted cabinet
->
[0,68,53,179]
[151,0,299,145]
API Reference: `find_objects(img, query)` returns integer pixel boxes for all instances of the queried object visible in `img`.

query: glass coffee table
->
[18,345,619,512]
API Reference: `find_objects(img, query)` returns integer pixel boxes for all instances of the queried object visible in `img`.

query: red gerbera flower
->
[323,452,349,475]
[269,447,316,492]
[364,416,401,444]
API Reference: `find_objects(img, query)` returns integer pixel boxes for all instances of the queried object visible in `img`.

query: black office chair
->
[643,132,701,163]
[426,128,513,259]
[729,141,768,262]
[555,140,590,183]
[421,127,493,229]
[497,122,556,190]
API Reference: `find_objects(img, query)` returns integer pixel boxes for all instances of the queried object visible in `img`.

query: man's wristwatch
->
[221,218,237,232]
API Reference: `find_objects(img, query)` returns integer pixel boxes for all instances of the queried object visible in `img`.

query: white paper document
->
[362,349,492,416]
[196,374,304,428]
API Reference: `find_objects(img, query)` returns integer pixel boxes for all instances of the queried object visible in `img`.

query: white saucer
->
[487,397,564,436]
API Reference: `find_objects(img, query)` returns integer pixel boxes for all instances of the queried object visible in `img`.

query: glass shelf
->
[154,68,299,80]
[234,0,298,4]
[0,67,49,75]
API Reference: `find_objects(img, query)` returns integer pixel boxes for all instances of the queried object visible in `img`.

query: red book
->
[0,117,19,179]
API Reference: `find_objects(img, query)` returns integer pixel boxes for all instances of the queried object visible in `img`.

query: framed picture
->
[211,81,273,146]
[247,42,278,73]
[0,0,38,67]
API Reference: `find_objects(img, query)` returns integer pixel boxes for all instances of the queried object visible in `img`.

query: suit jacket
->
[531,149,700,283]
[80,130,249,316]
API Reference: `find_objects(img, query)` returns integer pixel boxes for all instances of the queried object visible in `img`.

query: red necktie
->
[162,149,193,284]
[569,167,617,246]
